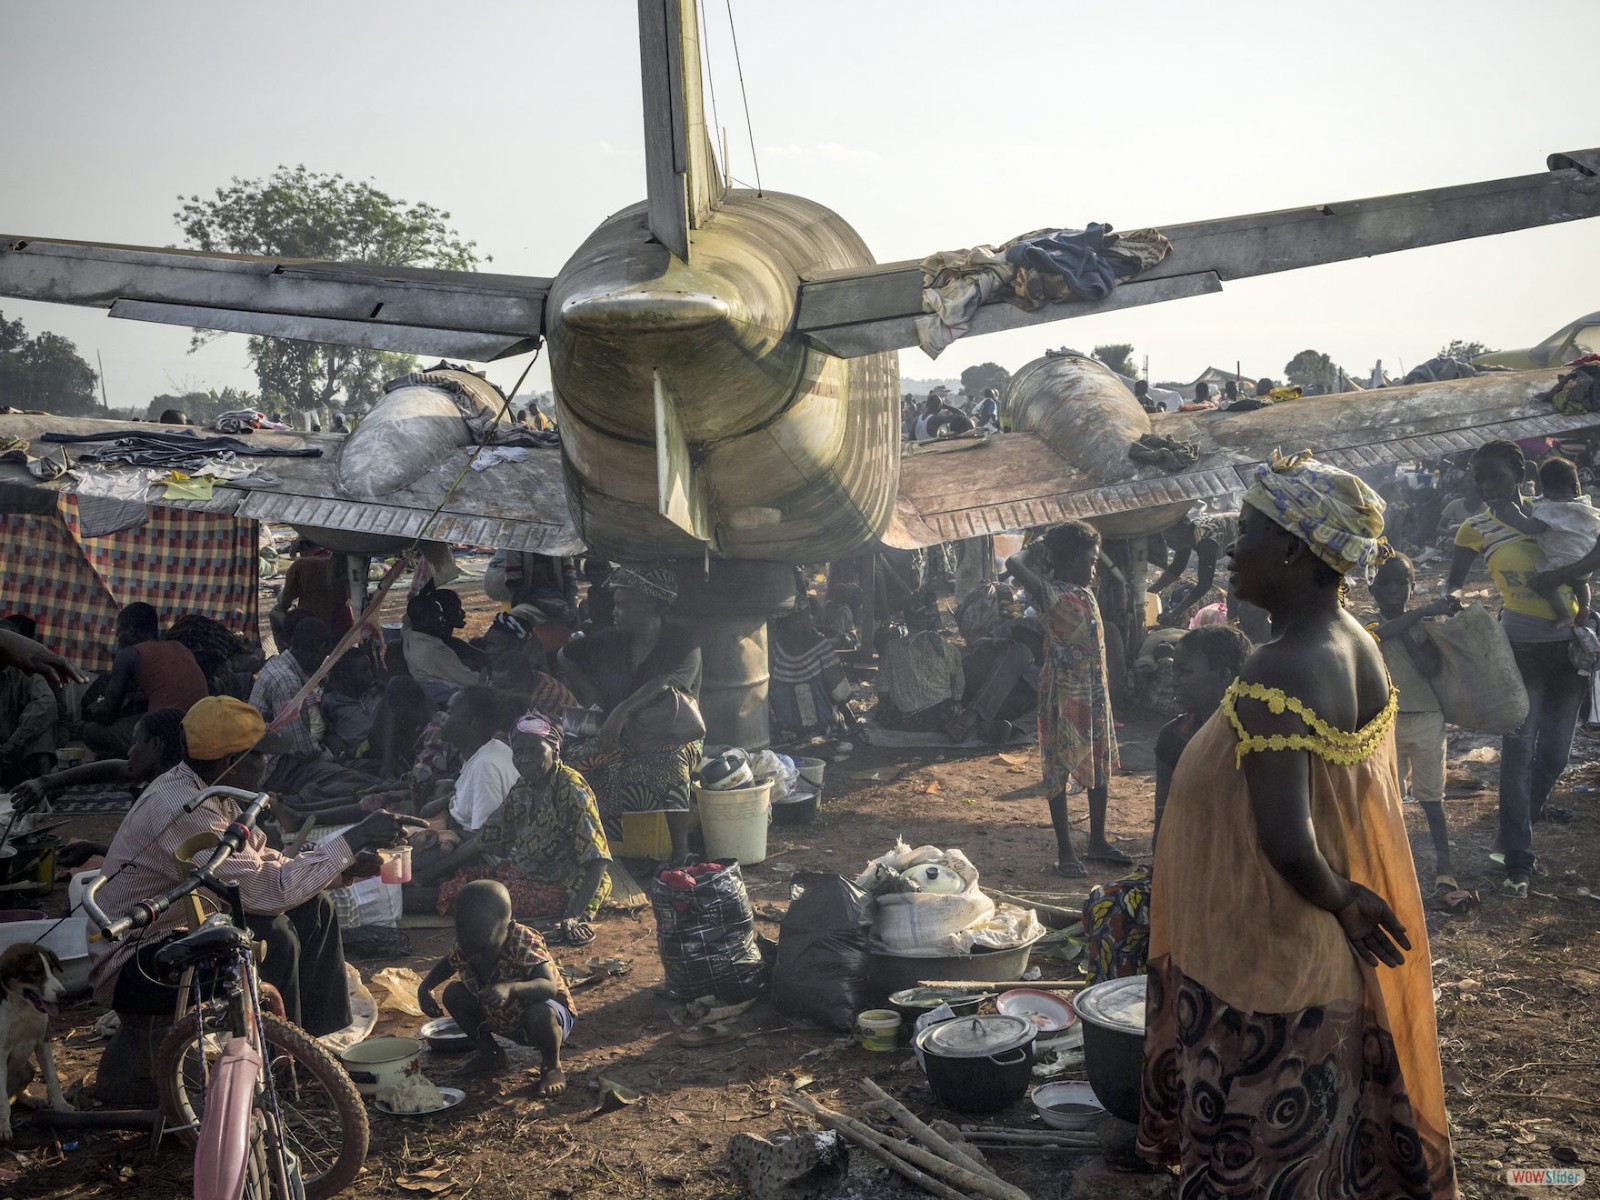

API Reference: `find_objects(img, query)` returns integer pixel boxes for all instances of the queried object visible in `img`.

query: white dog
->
[0,943,72,1140]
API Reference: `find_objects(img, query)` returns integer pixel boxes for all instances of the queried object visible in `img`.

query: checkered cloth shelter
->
[0,495,259,673]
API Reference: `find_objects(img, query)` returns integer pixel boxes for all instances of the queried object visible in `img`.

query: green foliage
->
[1283,348,1346,393]
[1438,338,1493,362]
[0,310,100,415]
[1093,343,1136,378]
[959,362,1010,398]
[175,165,484,411]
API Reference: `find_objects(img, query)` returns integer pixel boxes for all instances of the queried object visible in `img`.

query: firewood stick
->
[958,1130,1098,1146]
[983,888,1087,924]
[929,1120,990,1173]
[914,979,1085,991]
[860,1079,996,1181]
[780,1097,971,1200]
[786,1094,1032,1200]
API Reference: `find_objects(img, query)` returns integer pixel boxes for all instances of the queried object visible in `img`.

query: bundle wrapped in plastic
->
[859,839,1039,956]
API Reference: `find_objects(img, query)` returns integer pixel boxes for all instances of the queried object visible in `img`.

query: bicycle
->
[82,787,368,1200]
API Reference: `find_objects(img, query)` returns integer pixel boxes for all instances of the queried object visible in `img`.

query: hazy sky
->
[4,0,1596,407]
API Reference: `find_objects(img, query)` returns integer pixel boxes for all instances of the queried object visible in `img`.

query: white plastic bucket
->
[694,781,772,865]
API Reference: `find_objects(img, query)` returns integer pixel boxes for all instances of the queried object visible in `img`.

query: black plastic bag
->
[650,860,768,1003]
[771,873,874,1031]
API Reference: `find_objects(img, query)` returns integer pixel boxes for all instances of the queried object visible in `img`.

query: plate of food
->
[374,1076,466,1116]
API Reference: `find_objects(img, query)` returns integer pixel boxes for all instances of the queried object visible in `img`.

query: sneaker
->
[1488,851,1505,866]
[1502,876,1529,899]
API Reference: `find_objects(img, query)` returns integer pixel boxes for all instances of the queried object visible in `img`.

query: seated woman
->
[433,712,611,935]
[559,567,702,863]
[13,708,185,866]
[365,676,438,781]
[14,707,184,812]
[319,649,384,756]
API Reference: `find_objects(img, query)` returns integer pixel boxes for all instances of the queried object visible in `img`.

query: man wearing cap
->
[88,696,410,1035]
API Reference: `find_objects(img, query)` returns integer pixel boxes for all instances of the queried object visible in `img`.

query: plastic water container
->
[693,780,773,865]
[794,757,826,789]
[617,811,674,860]
[856,1008,902,1052]
[1145,592,1163,627]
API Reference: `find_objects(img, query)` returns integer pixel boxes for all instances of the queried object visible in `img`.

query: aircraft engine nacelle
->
[1002,354,1194,539]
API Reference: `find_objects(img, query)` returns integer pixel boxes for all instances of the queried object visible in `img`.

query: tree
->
[1283,348,1346,393]
[176,165,484,412]
[959,362,1010,399]
[1438,338,1493,362]
[0,310,100,415]
[1094,343,1136,378]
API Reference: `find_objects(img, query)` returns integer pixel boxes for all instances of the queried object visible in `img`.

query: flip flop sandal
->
[1434,874,1460,892]
[1084,849,1135,866]
[562,920,597,946]
[1052,859,1088,878]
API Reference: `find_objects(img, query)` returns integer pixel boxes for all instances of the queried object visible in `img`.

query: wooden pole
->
[786,1094,1032,1200]
[860,1079,996,1181]
[782,1097,971,1200]
[914,979,1085,992]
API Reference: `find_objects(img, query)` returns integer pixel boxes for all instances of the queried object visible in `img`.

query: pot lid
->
[1072,975,1148,1036]
[919,1014,1035,1058]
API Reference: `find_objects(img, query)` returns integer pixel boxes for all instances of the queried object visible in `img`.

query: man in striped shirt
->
[88,697,409,1035]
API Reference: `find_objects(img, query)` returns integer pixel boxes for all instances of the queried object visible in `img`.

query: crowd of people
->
[5,418,1598,1196]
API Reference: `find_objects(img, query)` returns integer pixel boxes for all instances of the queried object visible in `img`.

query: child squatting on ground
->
[1491,455,1600,627]
[417,878,577,1096]
[1364,553,1459,887]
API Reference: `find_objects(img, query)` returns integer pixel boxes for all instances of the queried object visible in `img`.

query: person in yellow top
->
[1140,451,1455,1198]
[1445,440,1600,896]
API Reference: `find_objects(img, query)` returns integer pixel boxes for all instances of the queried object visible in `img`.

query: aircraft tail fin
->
[638,0,725,263]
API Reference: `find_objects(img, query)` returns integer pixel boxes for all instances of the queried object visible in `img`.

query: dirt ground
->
[9,565,1600,1199]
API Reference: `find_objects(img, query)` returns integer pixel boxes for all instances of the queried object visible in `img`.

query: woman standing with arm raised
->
[1006,521,1130,877]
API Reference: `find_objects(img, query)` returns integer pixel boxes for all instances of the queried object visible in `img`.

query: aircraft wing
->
[796,148,1600,359]
[0,414,581,555]
[886,368,1591,547]
[0,237,548,360]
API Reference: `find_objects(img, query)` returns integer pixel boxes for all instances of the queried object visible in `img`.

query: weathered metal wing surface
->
[0,238,548,360]
[887,369,1591,547]
[797,147,1600,359]
[0,415,581,555]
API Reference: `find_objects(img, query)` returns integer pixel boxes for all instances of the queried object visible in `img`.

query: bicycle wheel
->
[157,1013,369,1200]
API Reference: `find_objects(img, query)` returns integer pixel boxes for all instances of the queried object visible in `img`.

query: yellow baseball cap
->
[183,696,266,760]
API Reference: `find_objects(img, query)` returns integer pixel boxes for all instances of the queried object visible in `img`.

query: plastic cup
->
[380,845,412,884]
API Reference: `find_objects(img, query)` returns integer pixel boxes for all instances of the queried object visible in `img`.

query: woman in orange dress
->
[1139,453,1456,1197]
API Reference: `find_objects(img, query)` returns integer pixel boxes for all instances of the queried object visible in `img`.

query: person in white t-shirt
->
[443,687,523,833]
[411,687,525,890]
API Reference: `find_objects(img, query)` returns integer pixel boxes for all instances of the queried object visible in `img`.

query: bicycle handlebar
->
[82,788,272,941]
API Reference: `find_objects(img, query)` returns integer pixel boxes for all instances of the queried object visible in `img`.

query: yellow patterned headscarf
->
[1242,450,1389,581]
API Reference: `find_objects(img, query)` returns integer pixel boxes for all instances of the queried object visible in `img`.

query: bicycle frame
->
[84,788,307,1200]
[179,928,304,1200]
